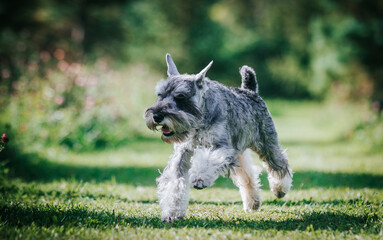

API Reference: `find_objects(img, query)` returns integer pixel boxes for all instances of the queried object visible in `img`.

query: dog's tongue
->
[161,126,171,134]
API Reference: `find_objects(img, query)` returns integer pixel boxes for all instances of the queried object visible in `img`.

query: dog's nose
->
[153,113,164,123]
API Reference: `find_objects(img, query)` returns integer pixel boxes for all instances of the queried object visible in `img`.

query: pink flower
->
[1,133,9,143]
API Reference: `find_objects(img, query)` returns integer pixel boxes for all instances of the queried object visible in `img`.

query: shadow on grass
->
[189,198,380,207]
[116,199,380,207]
[2,184,377,207]
[3,146,383,189]
[0,203,377,233]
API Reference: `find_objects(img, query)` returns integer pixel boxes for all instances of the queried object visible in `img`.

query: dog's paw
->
[270,189,285,199]
[268,170,292,199]
[270,182,289,198]
[241,191,261,212]
[190,174,214,190]
[161,215,183,223]
[274,190,286,198]
[191,178,208,189]
[243,199,261,212]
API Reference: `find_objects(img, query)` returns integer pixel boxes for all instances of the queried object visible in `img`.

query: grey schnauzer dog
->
[144,53,292,222]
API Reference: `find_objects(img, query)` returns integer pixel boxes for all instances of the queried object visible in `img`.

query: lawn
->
[1,100,382,239]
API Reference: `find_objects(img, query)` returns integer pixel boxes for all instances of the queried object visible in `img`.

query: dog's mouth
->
[161,125,175,137]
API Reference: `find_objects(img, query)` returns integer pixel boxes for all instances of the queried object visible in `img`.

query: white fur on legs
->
[188,148,232,189]
[157,144,192,222]
[264,163,293,198]
[157,173,190,222]
[231,149,262,211]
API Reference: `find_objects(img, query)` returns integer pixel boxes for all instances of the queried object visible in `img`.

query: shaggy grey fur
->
[144,53,293,222]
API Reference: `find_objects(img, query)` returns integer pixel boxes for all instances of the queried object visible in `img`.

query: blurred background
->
[0,0,382,153]
[1,2,382,237]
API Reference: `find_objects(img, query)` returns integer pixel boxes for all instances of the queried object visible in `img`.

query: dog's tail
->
[240,65,258,94]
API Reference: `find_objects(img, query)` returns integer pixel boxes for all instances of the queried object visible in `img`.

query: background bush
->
[1,62,159,151]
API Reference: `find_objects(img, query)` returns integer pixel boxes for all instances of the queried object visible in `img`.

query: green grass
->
[1,100,382,239]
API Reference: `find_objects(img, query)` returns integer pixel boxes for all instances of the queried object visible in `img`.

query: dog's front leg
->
[156,144,192,222]
[189,147,237,189]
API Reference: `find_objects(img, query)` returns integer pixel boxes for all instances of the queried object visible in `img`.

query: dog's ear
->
[196,61,213,88]
[166,53,179,77]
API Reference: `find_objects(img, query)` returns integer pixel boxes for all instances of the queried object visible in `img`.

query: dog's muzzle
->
[145,109,176,137]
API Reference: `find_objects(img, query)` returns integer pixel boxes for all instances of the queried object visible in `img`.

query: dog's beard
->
[144,110,198,144]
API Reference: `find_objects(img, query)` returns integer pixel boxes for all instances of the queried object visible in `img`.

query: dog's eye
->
[174,94,187,100]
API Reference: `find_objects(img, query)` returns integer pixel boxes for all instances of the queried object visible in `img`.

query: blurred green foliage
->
[0,63,159,151]
[1,0,382,98]
[0,0,382,150]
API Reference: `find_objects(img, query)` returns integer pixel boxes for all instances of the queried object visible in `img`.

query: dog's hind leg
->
[230,149,262,211]
[261,150,292,199]
[252,117,293,199]
[156,143,192,222]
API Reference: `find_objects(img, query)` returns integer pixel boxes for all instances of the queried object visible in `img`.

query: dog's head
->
[144,53,213,144]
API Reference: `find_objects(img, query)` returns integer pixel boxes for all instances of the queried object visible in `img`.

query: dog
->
[144,53,292,222]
